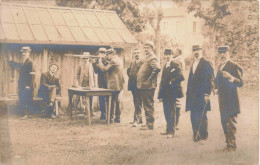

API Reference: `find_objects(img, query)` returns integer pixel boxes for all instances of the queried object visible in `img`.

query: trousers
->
[131,88,143,123]
[140,89,155,128]
[190,110,208,139]
[19,88,34,114]
[221,115,237,149]
[162,96,177,133]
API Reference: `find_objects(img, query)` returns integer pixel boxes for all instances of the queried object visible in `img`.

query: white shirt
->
[50,71,54,77]
[192,58,201,74]
[219,61,227,71]
[166,60,171,68]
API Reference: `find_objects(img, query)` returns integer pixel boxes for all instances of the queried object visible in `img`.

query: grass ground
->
[0,86,258,165]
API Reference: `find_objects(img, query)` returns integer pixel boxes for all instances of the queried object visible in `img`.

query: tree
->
[188,0,259,88]
[56,0,147,33]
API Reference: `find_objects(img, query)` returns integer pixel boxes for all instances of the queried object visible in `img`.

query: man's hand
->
[222,71,232,79]
[25,86,31,90]
[158,99,163,102]
[213,89,218,95]
[205,94,210,102]
[89,58,96,64]
[8,56,12,61]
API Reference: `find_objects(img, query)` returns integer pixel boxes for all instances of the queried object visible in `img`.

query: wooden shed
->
[0,3,138,108]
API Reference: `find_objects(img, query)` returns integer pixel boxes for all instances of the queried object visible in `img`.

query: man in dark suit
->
[38,63,61,118]
[96,48,124,123]
[215,46,243,151]
[127,48,143,127]
[8,46,35,120]
[137,41,161,130]
[158,48,184,137]
[92,47,108,120]
[186,45,215,142]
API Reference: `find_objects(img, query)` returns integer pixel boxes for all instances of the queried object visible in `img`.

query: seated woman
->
[38,63,60,119]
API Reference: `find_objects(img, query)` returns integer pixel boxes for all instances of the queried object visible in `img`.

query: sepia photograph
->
[0,0,259,164]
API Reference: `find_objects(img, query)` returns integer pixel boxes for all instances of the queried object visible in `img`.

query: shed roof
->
[0,3,138,47]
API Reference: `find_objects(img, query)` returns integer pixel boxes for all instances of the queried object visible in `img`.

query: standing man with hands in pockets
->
[137,41,161,130]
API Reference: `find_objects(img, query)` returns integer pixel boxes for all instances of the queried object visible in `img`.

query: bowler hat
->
[106,48,115,54]
[21,46,31,52]
[144,41,154,49]
[98,47,107,53]
[192,45,202,51]
[164,48,173,55]
[218,46,230,53]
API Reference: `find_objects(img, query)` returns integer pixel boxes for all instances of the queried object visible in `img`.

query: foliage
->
[56,0,147,33]
[188,0,259,88]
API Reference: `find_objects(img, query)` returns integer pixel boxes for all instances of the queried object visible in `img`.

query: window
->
[162,21,168,33]
[193,21,197,32]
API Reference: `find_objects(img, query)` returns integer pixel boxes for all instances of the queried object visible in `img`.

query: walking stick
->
[194,100,209,141]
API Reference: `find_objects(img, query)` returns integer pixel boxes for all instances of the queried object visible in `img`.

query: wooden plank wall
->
[0,46,134,111]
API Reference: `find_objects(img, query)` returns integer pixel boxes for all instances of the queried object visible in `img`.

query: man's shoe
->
[51,114,57,119]
[130,121,135,124]
[132,122,137,127]
[140,126,153,130]
[160,131,168,135]
[223,147,236,152]
[114,118,120,123]
[167,134,174,139]
[20,115,29,120]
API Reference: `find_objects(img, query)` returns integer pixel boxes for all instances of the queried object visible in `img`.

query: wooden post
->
[43,48,48,73]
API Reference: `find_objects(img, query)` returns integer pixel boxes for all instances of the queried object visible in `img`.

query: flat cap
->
[164,48,173,54]
[21,46,31,52]
[106,48,115,54]
[192,45,202,51]
[218,46,230,53]
[98,47,107,53]
[144,41,154,49]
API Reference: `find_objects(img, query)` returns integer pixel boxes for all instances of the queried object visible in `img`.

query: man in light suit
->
[96,48,124,123]
[186,45,215,142]
[38,63,61,119]
[158,48,184,138]
[137,41,161,130]
[127,48,143,127]
[8,46,35,120]
[215,46,243,151]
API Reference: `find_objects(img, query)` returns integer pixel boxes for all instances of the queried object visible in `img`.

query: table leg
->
[87,97,91,125]
[68,92,73,119]
[107,95,112,124]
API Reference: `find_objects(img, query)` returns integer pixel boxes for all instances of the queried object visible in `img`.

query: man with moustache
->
[137,41,161,130]
[215,46,243,151]
[8,46,35,120]
[158,48,184,138]
[186,45,215,142]
[127,48,143,127]
[95,48,124,123]
[38,63,61,119]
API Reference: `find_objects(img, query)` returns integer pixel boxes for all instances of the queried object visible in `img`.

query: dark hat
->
[144,41,154,49]
[98,47,106,53]
[164,48,173,54]
[192,45,202,51]
[218,46,230,53]
[106,48,115,54]
[21,46,31,52]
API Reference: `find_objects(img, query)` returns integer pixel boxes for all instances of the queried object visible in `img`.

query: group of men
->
[127,41,243,152]
[8,41,243,152]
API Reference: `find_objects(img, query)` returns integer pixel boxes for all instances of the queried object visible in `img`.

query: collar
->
[49,71,54,77]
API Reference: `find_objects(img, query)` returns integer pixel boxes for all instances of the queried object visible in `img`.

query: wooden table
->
[68,87,115,125]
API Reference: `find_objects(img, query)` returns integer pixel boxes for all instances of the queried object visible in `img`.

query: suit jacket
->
[98,55,124,91]
[186,58,215,112]
[93,58,107,88]
[127,60,143,91]
[136,54,161,90]
[9,58,34,91]
[158,61,184,99]
[216,61,243,117]
[77,62,94,88]
[38,72,61,102]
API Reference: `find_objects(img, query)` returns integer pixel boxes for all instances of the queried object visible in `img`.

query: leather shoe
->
[140,126,153,130]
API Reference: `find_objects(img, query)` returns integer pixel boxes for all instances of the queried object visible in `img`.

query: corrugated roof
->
[0,3,138,47]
